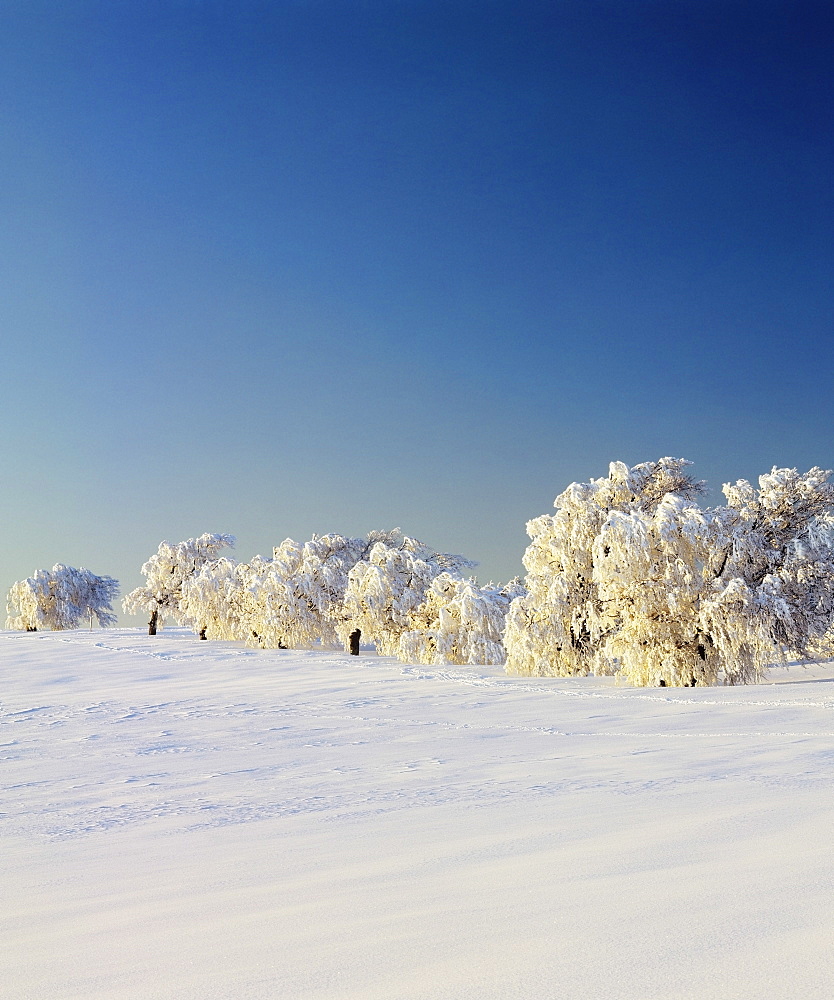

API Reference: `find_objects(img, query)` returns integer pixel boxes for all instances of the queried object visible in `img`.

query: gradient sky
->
[2,0,833,618]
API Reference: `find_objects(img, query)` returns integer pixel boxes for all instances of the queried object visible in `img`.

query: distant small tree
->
[123,533,235,634]
[6,564,119,631]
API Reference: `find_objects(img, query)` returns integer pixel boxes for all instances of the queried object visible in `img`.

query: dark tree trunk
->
[349,628,361,655]
[149,608,158,636]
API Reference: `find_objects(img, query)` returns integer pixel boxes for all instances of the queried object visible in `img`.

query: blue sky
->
[2,0,833,613]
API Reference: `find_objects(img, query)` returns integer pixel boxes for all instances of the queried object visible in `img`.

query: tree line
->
[7,458,834,686]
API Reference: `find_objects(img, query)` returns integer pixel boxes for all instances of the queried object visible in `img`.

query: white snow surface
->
[2,628,833,999]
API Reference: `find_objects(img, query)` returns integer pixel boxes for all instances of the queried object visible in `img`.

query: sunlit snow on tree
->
[505,458,834,685]
[178,530,404,648]
[399,573,526,666]
[6,565,119,631]
[342,536,475,656]
[123,533,235,635]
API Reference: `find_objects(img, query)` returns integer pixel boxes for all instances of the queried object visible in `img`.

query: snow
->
[3,628,834,998]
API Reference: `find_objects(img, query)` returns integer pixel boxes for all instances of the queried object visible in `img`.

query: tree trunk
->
[149,608,158,636]
[349,628,361,655]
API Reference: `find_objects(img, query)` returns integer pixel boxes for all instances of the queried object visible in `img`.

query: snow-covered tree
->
[6,564,119,631]
[705,466,834,678]
[177,555,253,643]
[178,530,405,649]
[123,533,235,634]
[217,542,319,649]
[398,573,526,666]
[591,492,728,685]
[342,537,475,655]
[505,458,705,679]
[599,466,834,685]
[268,530,404,649]
[505,459,834,686]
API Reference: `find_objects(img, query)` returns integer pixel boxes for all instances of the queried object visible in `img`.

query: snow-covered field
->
[2,629,833,999]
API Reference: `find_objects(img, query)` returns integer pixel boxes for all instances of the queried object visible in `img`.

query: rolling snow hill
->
[2,628,833,998]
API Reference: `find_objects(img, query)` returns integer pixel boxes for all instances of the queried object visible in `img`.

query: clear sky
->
[2,0,833,616]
